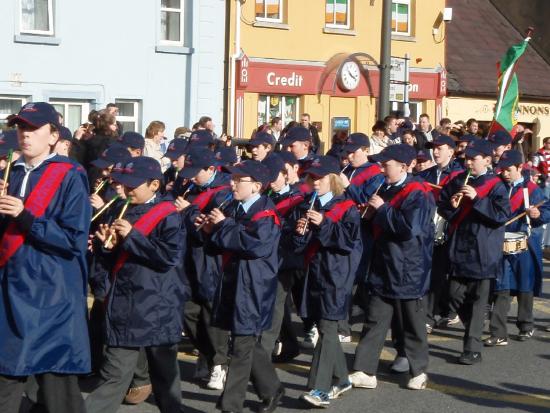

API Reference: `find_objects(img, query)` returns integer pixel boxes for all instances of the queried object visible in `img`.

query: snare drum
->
[503,232,528,255]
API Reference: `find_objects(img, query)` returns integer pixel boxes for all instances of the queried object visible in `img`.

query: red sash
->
[0,162,73,267]
[221,209,281,270]
[449,176,502,234]
[350,164,382,186]
[510,181,538,213]
[372,181,428,240]
[192,185,230,211]
[275,194,305,217]
[304,199,356,265]
[430,170,463,200]
[110,201,177,277]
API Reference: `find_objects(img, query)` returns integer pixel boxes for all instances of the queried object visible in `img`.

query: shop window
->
[325,0,350,29]
[255,0,283,23]
[50,100,91,132]
[392,0,411,36]
[160,0,184,45]
[20,0,54,36]
[0,96,28,128]
[258,95,298,128]
[115,99,142,133]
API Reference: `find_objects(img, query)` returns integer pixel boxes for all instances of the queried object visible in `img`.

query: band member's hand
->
[89,194,105,210]
[112,219,132,238]
[296,217,308,234]
[368,194,384,210]
[174,196,190,212]
[340,173,350,188]
[87,234,95,252]
[450,194,461,209]
[528,206,541,219]
[194,213,208,228]
[461,185,477,200]
[306,210,324,226]
[95,224,118,250]
[208,208,225,225]
[0,195,24,217]
[165,181,174,192]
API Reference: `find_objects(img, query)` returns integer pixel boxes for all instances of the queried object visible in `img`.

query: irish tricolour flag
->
[326,0,348,25]
[489,36,530,137]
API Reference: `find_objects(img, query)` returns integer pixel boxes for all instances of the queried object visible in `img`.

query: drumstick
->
[361,182,384,218]
[91,195,121,222]
[302,191,318,235]
[104,197,131,248]
[196,193,233,231]
[455,169,471,206]
[93,178,108,195]
[1,149,13,197]
[504,200,545,226]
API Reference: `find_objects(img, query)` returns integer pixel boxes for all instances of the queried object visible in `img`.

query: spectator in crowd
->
[300,113,321,154]
[270,116,283,142]
[414,113,439,149]
[384,115,401,143]
[370,120,391,155]
[402,129,417,148]
[466,118,479,136]
[106,103,124,136]
[144,121,170,172]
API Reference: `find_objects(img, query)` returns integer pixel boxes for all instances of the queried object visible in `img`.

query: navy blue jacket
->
[209,196,281,336]
[438,171,511,279]
[92,197,187,347]
[0,155,91,375]
[418,159,464,187]
[292,194,362,320]
[367,175,436,299]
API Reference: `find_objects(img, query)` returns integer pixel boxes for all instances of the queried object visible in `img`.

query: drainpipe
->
[229,0,242,137]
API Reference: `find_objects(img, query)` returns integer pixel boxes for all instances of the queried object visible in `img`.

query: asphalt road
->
[85,266,550,413]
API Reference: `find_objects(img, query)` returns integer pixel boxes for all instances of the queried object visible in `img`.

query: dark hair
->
[106,103,117,109]
[383,115,397,125]
[270,116,281,126]
[199,116,212,127]
[543,137,550,144]
[192,122,201,130]
[419,113,430,120]
[439,117,451,127]
[372,120,386,132]
[466,118,478,127]
[282,120,300,136]
[401,129,414,136]
[93,111,118,137]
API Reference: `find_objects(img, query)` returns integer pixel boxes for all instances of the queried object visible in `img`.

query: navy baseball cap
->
[464,139,495,158]
[164,138,188,160]
[248,132,275,147]
[187,130,215,148]
[426,134,456,149]
[344,133,370,152]
[368,144,417,165]
[215,146,238,165]
[8,102,61,129]
[118,131,145,150]
[488,130,513,146]
[226,160,272,186]
[91,144,132,169]
[110,156,163,188]
[179,148,218,179]
[416,149,433,162]
[262,153,286,182]
[278,150,298,165]
[0,130,19,157]
[281,126,310,146]
[58,126,75,143]
[456,133,479,143]
[303,155,341,177]
[496,150,523,170]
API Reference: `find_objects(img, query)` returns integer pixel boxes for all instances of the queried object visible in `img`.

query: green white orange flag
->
[489,36,530,137]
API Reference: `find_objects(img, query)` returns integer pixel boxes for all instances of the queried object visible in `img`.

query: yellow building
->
[226,0,448,150]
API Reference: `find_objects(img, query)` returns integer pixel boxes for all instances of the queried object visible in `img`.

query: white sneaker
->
[407,373,428,390]
[349,371,377,389]
[338,334,352,343]
[303,325,319,348]
[446,315,460,326]
[206,365,226,390]
[390,356,410,373]
[273,340,283,356]
[193,354,209,381]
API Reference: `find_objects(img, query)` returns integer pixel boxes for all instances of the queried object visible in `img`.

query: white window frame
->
[0,95,29,125]
[115,99,141,133]
[258,95,299,128]
[19,0,54,36]
[159,0,184,46]
[392,0,411,36]
[325,0,351,30]
[255,0,283,23]
[49,99,90,131]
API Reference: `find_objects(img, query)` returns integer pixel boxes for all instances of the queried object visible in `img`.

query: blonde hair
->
[145,120,166,139]
[306,173,345,196]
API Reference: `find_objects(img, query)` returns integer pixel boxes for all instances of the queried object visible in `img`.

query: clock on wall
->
[338,60,361,91]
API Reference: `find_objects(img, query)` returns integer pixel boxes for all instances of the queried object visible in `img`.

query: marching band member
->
[438,139,511,365]
[350,144,435,391]
[485,150,550,346]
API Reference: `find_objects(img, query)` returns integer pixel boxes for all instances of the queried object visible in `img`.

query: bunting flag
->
[325,0,348,25]
[489,36,530,137]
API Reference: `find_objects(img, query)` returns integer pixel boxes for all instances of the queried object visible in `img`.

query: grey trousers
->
[489,291,534,338]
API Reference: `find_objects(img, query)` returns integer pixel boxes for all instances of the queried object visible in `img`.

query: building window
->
[325,0,350,29]
[258,95,298,128]
[392,0,410,36]
[392,101,422,123]
[50,100,90,132]
[115,99,141,133]
[20,0,54,35]
[0,96,28,128]
[160,0,184,45]
[255,0,283,23]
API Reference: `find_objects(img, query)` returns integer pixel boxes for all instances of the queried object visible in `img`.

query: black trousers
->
[449,277,491,353]
[426,244,455,323]
[220,335,281,412]
[0,373,85,413]
[85,344,183,413]
[184,299,230,367]
[308,319,349,392]
[353,295,429,377]
[489,291,534,338]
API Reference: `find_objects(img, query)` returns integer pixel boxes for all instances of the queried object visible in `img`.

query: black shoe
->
[517,329,534,341]
[458,351,482,365]
[272,346,300,363]
[257,386,285,413]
